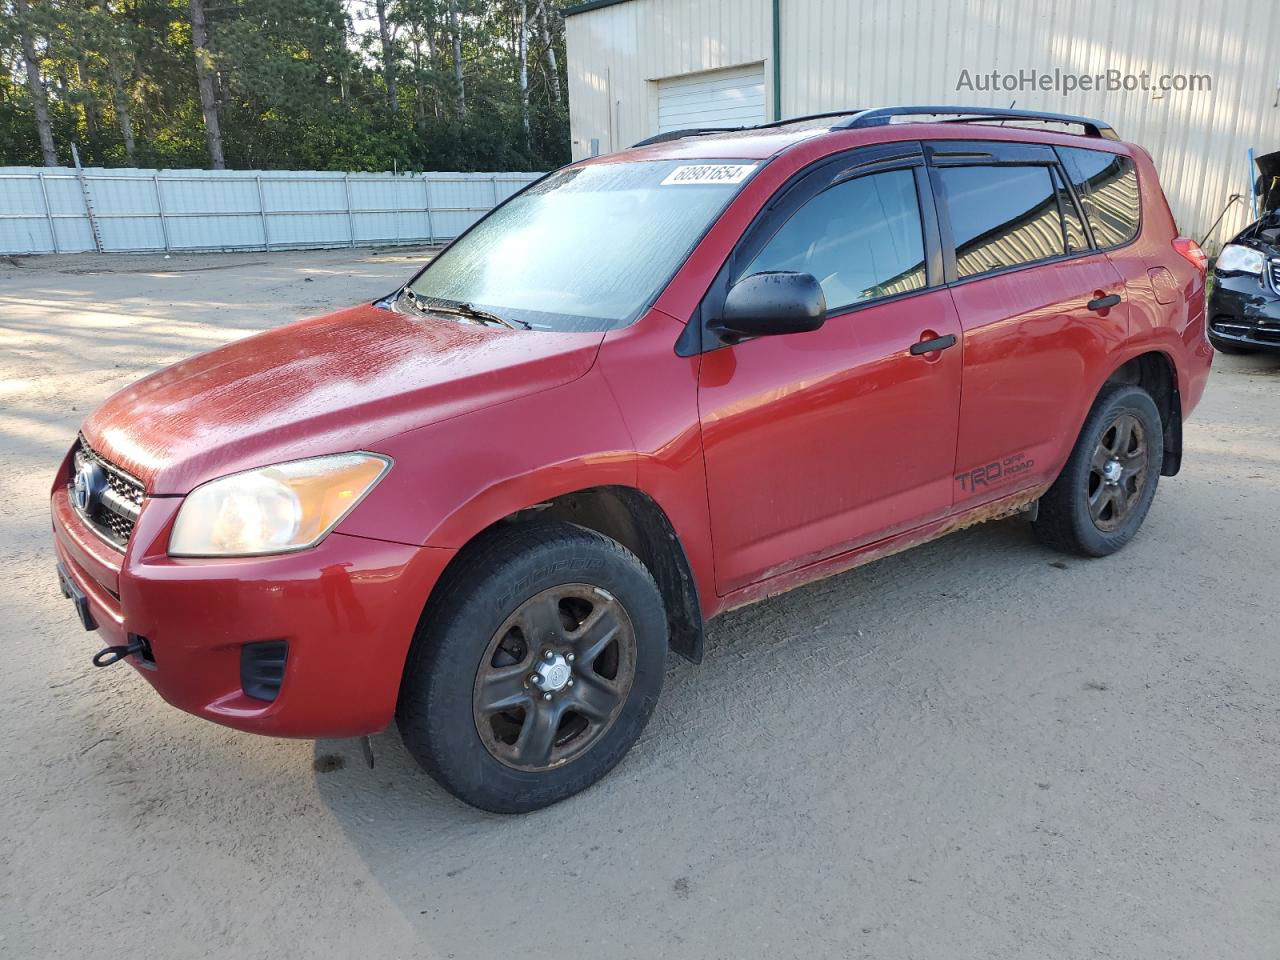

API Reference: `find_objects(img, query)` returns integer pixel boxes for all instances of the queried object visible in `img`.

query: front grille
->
[1211,315,1280,346]
[1269,261,1280,292]
[70,436,145,549]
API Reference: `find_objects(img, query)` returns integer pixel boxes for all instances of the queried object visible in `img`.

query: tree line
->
[0,0,571,171]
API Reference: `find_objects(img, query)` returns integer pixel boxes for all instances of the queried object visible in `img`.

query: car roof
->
[587,107,1128,165]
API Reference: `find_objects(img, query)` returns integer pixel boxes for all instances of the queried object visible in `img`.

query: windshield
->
[405,159,758,331]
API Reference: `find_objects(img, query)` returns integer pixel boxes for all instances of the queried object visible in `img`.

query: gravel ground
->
[2,249,1278,960]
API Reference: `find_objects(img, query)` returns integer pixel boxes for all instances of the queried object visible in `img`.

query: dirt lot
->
[2,249,1278,959]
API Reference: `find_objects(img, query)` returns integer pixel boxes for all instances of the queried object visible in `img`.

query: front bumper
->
[1208,271,1280,351]
[51,484,454,738]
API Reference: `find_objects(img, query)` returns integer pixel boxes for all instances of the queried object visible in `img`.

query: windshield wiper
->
[399,288,530,329]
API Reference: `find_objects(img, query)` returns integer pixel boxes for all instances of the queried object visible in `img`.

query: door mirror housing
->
[718,271,827,339]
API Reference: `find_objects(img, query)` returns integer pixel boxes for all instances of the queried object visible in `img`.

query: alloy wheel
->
[472,583,637,771]
[1087,412,1149,533]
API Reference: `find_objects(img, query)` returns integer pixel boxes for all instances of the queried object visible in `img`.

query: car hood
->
[81,303,605,494]
[1231,152,1280,248]
[1258,150,1280,215]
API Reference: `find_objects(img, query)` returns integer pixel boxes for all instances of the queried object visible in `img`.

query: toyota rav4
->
[52,106,1213,812]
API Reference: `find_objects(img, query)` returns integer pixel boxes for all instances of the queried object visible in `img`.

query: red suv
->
[52,107,1213,812]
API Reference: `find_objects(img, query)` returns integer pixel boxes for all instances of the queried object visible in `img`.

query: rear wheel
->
[1033,383,1164,557]
[397,521,667,813]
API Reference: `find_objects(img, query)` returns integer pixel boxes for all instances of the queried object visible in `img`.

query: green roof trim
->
[565,0,636,16]
[772,0,781,120]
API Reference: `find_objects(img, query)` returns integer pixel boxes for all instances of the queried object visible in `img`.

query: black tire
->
[1033,383,1164,558]
[1208,336,1256,355]
[397,520,667,813]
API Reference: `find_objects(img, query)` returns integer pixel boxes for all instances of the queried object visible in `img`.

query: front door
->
[697,151,963,594]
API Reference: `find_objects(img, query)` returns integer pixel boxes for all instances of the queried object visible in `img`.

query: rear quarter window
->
[1058,147,1141,248]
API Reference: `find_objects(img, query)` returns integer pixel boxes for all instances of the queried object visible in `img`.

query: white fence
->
[0,166,543,256]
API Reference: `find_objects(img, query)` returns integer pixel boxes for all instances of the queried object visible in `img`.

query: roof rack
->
[833,106,1119,140]
[633,110,873,147]
[631,127,741,148]
[751,109,867,130]
[629,105,1119,150]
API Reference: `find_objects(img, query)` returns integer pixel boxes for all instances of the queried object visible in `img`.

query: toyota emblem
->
[73,461,107,513]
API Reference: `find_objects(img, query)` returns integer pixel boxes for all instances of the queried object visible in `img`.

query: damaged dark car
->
[1209,150,1280,353]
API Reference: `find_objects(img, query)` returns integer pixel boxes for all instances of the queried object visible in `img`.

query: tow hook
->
[92,637,149,667]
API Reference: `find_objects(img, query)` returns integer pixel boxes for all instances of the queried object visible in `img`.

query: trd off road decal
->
[956,452,1035,492]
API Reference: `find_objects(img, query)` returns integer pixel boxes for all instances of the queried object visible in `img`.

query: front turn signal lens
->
[168,453,391,557]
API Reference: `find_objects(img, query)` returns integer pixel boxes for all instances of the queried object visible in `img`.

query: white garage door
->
[656,64,766,134]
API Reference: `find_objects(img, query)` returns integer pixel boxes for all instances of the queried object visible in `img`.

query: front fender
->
[337,365,639,549]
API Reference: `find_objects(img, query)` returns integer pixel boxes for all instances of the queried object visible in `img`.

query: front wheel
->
[397,521,668,813]
[1033,383,1164,557]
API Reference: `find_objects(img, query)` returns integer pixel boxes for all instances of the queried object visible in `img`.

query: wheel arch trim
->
[426,481,706,664]
[1101,348,1182,476]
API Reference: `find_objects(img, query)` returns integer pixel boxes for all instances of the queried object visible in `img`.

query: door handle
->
[910,333,957,355]
[1087,293,1122,312]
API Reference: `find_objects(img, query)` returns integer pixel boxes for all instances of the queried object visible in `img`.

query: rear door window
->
[936,165,1065,278]
[740,168,928,310]
[1058,147,1141,248]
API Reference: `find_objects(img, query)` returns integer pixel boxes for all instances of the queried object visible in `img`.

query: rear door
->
[1057,146,1187,343]
[929,141,1129,507]
[697,144,963,594]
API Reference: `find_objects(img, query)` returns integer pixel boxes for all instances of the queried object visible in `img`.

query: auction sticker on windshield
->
[661,164,757,186]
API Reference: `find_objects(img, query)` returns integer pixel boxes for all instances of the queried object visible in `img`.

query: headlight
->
[1216,243,1265,275]
[169,453,391,557]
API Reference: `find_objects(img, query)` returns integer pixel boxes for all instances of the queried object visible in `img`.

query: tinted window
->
[937,165,1065,278]
[1052,165,1089,254]
[1059,147,1141,248]
[742,168,926,310]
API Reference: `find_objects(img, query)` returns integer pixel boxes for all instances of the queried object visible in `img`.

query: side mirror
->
[718,271,827,339]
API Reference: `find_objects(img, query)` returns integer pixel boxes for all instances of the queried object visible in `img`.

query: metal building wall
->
[0,168,541,256]
[566,0,774,157]
[566,0,1280,247]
